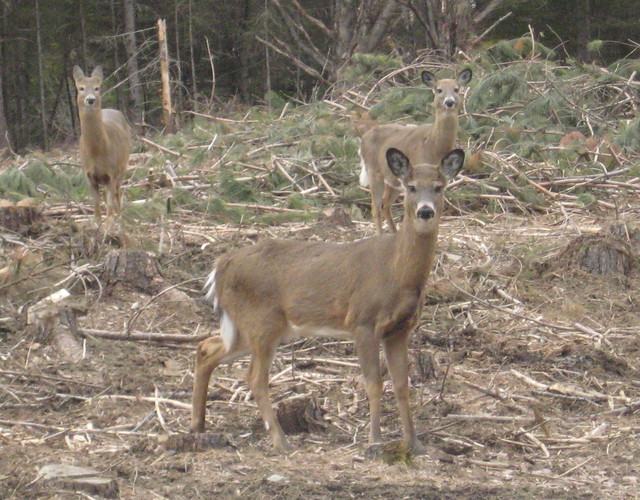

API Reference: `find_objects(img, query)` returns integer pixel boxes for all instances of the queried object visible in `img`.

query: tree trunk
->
[188,0,197,104]
[35,0,48,150]
[0,48,10,152]
[157,18,175,134]
[122,0,143,131]
[575,0,592,62]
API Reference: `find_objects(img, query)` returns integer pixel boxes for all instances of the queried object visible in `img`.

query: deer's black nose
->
[85,96,96,105]
[417,206,435,219]
[444,98,455,108]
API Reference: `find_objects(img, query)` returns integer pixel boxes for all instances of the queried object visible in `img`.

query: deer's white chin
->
[413,215,440,234]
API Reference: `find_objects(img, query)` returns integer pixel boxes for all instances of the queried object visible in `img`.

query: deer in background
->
[191,147,465,454]
[73,65,132,223]
[359,68,472,233]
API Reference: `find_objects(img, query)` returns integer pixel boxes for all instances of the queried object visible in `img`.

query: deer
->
[191,147,465,454]
[359,68,472,234]
[73,65,132,223]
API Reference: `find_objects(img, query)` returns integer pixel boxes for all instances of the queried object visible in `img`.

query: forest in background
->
[0,0,639,153]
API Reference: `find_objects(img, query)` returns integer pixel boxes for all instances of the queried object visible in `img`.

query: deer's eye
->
[407,185,417,193]
[436,88,443,94]
[454,88,459,93]
[94,87,100,92]
[434,185,443,193]
[79,86,85,91]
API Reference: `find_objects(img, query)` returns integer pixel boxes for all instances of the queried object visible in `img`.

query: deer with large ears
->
[191,147,465,454]
[73,65,132,223]
[359,68,472,233]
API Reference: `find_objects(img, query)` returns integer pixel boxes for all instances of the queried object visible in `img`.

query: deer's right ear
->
[457,68,473,86]
[73,66,84,83]
[421,71,437,88]
[440,149,465,181]
[386,148,412,181]
[91,66,103,82]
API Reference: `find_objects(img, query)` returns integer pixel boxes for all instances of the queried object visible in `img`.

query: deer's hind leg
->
[191,335,249,433]
[381,185,400,233]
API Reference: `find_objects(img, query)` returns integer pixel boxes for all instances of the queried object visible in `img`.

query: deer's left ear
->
[386,148,412,181]
[440,149,465,181]
[457,68,472,86]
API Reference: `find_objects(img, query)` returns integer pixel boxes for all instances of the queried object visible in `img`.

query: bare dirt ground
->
[1,205,640,499]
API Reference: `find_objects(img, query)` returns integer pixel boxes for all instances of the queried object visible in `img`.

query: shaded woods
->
[0,0,639,152]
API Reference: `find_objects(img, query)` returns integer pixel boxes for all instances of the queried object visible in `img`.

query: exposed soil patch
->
[2,208,639,499]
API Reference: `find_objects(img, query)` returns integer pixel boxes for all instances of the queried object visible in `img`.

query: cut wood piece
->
[156,432,231,452]
[37,464,118,498]
[26,289,86,362]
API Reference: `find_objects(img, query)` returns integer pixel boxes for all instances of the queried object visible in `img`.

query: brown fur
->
[73,65,132,222]
[360,69,472,233]
[191,148,465,454]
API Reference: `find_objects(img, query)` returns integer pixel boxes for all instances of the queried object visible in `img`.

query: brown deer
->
[359,68,471,233]
[191,147,465,454]
[73,65,132,222]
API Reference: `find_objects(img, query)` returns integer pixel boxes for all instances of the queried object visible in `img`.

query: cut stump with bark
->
[276,394,326,435]
[0,198,43,234]
[560,233,634,276]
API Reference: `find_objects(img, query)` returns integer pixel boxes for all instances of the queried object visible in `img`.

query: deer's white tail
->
[358,147,369,188]
[203,268,237,351]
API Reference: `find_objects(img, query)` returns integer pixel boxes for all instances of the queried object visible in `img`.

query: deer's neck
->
[391,223,439,289]
[426,111,458,154]
[79,110,108,155]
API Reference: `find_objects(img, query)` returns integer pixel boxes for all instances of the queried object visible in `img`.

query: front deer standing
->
[191,148,464,454]
[73,66,132,223]
[360,68,471,233]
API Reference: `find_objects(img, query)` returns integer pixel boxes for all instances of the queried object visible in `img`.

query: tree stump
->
[101,250,197,317]
[317,205,353,227]
[276,394,326,435]
[102,250,165,295]
[561,233,634,276]
[0,198,42,234]
[410,350,439,382]
[607,222,640,255]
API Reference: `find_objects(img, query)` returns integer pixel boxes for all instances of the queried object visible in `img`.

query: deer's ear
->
[457,68,472,86]
[440,149,465,181]
[91,66,103,82]
[386,148,412,181]
[73,66,84,83]
[421,71,437,88]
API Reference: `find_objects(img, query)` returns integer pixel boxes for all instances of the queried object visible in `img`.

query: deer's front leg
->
[247,334,291,452]
[383,330,426,455]
[355,331,383,444]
